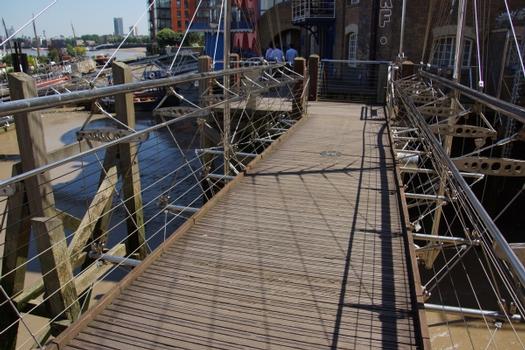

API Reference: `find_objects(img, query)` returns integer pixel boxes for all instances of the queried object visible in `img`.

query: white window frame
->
[430,36,473,68]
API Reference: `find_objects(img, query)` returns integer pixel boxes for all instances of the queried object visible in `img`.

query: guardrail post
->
[112,62,148,260]
[400,60,415,78]
[292,57,306,118]
[308,54,319,101]
[198,56,214,200]
[377,63,388,105]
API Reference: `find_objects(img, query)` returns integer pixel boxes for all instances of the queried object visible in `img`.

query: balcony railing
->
[292,0,335,23]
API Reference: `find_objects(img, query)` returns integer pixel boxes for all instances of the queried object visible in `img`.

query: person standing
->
[271,46,284,63]
[265,44,274,61]
[285,44,298,66]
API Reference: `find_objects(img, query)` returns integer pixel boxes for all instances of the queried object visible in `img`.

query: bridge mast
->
[426,0,468,268]
[223,0,232,176]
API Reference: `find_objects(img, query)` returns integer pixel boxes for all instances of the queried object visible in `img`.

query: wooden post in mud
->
[1,73,80,349]
[112,62,148,260]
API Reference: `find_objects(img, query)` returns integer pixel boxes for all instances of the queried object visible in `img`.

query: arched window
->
[347,32,357,63]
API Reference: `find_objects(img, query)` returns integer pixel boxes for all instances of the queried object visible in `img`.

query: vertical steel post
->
[399,0,407,58]
[223,0,232,176]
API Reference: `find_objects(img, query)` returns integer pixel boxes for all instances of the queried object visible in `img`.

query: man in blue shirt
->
[271,47,284,63]
[265,44,274,61]
[285,44,298,66]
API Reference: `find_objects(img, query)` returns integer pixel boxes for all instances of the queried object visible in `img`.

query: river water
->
[21,47,147,61]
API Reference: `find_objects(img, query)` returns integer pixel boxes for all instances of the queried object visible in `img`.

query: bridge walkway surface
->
[52,102,426,349]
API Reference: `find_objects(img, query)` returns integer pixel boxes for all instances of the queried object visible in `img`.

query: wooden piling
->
[112,62,148,260]
[308,54,320,101]
[32,217,80,322]
[292,57,306,118]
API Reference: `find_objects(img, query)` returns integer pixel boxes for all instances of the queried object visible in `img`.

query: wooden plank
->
[74,244,126,294]
[49,92,311,350]
[52,208,81,232]
[32,217,80,321]
[68,166,117,265]
[51,102,423,349]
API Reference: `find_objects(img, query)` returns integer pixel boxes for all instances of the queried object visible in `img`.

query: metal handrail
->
[395,81,525,292]
[321,59,392,65]
[420,70,525,124]
[0,70,302,192]
[0,64,286,117]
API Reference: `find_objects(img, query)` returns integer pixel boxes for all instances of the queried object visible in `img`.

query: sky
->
[1,0,150,38]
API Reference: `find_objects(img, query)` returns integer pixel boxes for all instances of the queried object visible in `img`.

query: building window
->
[430,36,473,67]
[347,0,359,4]
[347,32,357,63]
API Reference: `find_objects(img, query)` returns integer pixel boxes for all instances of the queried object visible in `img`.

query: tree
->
[66,44,76,57]
[187,32,204,47]
[47,48,60,63]
[1,54,13,67]
[157,28,182,47]
[74,46,87,57]
[81,34,101,43]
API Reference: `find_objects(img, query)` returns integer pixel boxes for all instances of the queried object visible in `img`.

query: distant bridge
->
[92,43,148,51]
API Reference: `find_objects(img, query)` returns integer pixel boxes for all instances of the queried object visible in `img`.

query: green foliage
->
[1,54,13,66]
[157,28,182,47]
[27,55,37,68]
[47,48,60,62]
[66,44,75,57]
[74,46,87,56]
[65,45,87,57]
[186,32,204,47]
[80,34,101,43]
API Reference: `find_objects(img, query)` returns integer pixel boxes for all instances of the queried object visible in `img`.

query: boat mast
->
[32,14,40,59]
[2,18,11,52]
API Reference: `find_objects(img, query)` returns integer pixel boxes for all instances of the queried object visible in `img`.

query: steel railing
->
[0,63,307,349]
[318,59,390,105]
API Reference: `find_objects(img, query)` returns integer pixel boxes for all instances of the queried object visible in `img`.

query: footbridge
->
[0,57,524,349]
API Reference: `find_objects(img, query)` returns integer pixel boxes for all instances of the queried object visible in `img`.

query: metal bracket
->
[153,106,208,119]
[453,157,525,177]
[0,183,16,196]
[429,124,497,138]
[418,105,467,118]
[76,128,149,143]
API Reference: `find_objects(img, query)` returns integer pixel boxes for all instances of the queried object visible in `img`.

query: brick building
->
[152,0,197,33]
[257,0,525,94]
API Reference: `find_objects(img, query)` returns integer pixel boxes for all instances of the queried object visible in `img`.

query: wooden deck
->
[53,102,425,349]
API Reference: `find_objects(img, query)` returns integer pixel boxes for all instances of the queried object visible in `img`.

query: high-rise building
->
[151,0,197,34]
[113,17,124,36]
